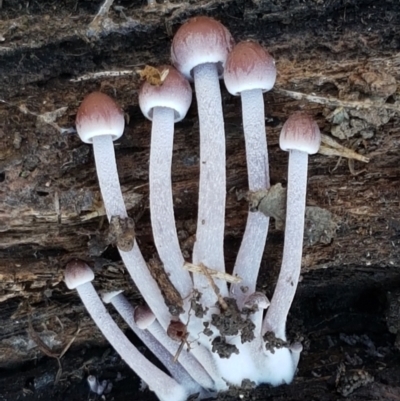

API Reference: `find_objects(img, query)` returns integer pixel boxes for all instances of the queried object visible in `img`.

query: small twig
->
[92,0,114,20]
[197,263,228,311]
[320,134,370,163]
[172,296,197,363]
[28,317,59,359]
[330,156,343,173]
[18,104,74,134]
[59,324,81,359]
[183,262,242,284]
[70,70,135,82]
[319,145,369,163]
[54,359,63,384]
[173,333,189,363]
[28,316,62,384]
[87,0,115,37]
[275,87,400,113]
[28,316,81,384]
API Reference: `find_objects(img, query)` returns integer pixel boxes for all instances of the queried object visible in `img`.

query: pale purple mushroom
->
[224,40,276,307]
[243,291,270,334]
[103,292,216,390]
[64,260,188,401]
[70,19,314,397]
[75,92,170,328]
[139,66,193,300]
[263,112,321,339]
[171,16,234,305]
[102,291,207,396]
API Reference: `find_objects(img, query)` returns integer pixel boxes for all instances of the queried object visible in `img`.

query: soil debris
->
[211,297,255,343]
[202,322,213,337]
[249,183,287,229]
[336,366,374,397]
[190,290,207,319]
[138,65,170,86]
[249,185,337,244]
[107,215,135,252]
[386,289,400,351]
[211,336,239,359]
[263,331,289,353]
[147,257,184,316]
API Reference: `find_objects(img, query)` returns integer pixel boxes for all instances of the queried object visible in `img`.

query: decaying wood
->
[1,0,400,400]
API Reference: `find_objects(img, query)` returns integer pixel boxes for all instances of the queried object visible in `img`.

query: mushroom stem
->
[241,89,270,190]
[230,88,270,306]
[289,342,303,372]
[192,62,228,305]
[149,106,192,299]
[244,291,270,335]
[92,135,170,328]
[92,135,127,219]
[263,150,308,339]
[103,291,204,395]
[147,319,225,390]
[73,281,188,401]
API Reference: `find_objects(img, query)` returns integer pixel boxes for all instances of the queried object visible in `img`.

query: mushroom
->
[289,342,303,372]
[133,304,157,330]
[243,291,270,334]
[64,260,188,401]
[68,20,312,397]
[102,291,206,396]
[104,291,215,390]
[263,112,321,339]
[223,40,276,307]
[76,92,170,328]
[171,16,234,306]
[139,66,193,300]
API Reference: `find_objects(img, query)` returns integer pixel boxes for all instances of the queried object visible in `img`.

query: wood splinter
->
[183,262,242,284]
[184,262,232,311]
[319,134,370,163]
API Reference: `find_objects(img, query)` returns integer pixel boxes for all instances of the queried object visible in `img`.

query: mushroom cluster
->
[70,16,321,401]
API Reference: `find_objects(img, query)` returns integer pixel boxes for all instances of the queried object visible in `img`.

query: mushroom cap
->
[134,305,156,329]
[102,290,124,304]
[76,92,125,144]
[167,320,187,341]
[171,16,234,80]
[64,259,94,289]
[290,342,303,354]
[244,291,270,310]
[279,112,321,154]
[224,41,276,96]
[139,66,192,122]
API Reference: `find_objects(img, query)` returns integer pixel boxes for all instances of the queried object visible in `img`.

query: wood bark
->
[1,0,400,400]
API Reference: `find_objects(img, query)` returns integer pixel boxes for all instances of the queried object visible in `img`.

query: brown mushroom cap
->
[64,259,94,290]
[171,16,234,80]
[224,41,276,96]
[134,305,156,329]
[139,66,192,122]
[76,92,125,144]
[279,112,321,155]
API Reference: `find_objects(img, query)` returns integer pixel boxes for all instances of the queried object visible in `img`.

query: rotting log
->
[1,0,400,400]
